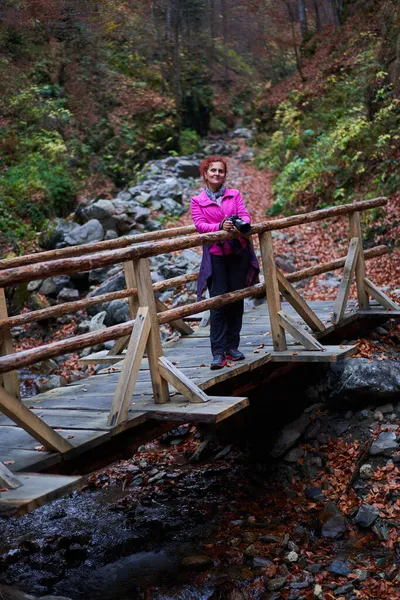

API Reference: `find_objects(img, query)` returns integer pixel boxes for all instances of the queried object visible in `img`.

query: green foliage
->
[255,40,400,215]
[179,129,201,155]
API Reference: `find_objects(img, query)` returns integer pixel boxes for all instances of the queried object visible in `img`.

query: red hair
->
[199,156,228,181]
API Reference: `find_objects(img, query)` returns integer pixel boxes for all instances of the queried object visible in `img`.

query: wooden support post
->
[0,386,73,453]
[258,231,287,351]
[108,307,151,427]
[332,237,360,324]
[0,289,20,400]
[364,278,400,311]
[158,356,210,403]
[278,310,325,351]
[276,270,325,333]
[349,212,369,310]
[107,335,130,357]
[155,298,193,335]
[0,461,22,490]
[124,260,139,319]
[133,258,170,404]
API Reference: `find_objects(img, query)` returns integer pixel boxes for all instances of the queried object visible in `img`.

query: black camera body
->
[229,214,251,234]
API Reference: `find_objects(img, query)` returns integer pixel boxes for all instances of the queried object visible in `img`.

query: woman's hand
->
[221,219,235,232]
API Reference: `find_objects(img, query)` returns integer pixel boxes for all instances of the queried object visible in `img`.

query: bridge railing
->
[0,197,398,458]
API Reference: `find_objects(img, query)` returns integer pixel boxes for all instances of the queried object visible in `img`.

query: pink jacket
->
[190,188,251,255]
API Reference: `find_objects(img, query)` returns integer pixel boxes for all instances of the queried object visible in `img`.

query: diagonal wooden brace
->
[277,269,325,332]
[108,307,151,427]
[364,278,400,311]
[332,237,359,324]
[278,310,326,351]
[158,356,210,403]
[0,461,22,489]
[0,386,73,453]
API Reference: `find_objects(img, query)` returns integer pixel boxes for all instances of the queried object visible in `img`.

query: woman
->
[191,156,259,370]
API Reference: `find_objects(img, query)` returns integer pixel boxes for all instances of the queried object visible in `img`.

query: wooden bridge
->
[0,197,399,515]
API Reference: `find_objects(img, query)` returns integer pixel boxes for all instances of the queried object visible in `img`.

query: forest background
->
[0,0,399,254]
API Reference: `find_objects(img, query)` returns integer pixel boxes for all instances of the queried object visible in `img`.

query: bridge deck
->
[0,300,397,514]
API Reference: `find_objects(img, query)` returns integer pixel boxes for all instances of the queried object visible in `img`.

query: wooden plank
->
[0,449,60,474]
[80,350,126,365]
[145,395,249,424]
[0,288,20,400]
[0,386,73,453]
[271,344,356,362]
[133,258,169,404]
[363,278,399,311]
[0,425,106,451]
[108,307,151,427]
[258,231,287,351]
[155,297,193,336]
[278,311,325,351]
[124,260,139,319]
[108,336,130,357]
[349,212,369,309]
[158,356,210,403]
[332,237,359,324]
[0,461,22,489]
[277,270,325,333]
[0,474,82,517]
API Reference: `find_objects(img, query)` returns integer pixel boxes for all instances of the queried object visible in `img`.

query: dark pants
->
[208,250,250,356]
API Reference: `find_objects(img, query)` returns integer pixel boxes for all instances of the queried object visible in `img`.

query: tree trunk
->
[298,0,308,39]
[151,0,168,94]
[287,1,305,82]
[328,0,340,28]
[221,0,230,86]
[313,0,322,32]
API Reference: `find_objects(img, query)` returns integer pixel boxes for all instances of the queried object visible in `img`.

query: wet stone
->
[359,464,373,479]
[319,503,347,538]
[267,577,287,591]
[354,504,380,528]
[327,561,351,577]
[370,432,398,456]
[305,487,325,502]
[181,554,213,570]
[253,556,273,568]
[334,583,354,596]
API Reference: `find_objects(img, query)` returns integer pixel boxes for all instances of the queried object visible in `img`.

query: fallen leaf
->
[3,460,15,465]
[67,435,75,439]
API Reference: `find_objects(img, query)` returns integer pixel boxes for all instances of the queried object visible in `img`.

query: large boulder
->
[151,177,183,203]
[175,159,200,178]
[64,219,104,246]
[40,219,81,250]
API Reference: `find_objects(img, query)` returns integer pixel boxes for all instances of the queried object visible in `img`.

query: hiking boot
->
[210,354,226,370]
[225,349,245,361]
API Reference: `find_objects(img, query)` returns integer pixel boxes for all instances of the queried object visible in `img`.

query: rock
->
[319,503,347,538]
[334,583,354,595]
[134,206,151,223]
[88,267,112,285]
[253,556,273,568]
[181,554,213,570]
[57,288,79,302]
[40,218,81,250]
[105,300,130,326]
[175,159,200,178]
[152,177,182,202]
[370,432,398,456]
[270,413,310,458]
[314,584,323,599]
[159,198,185,217]
[327,560,351,577]
[354,504,380,528]
[317,279,340,288]
[64,219,104,246]
[286,551,298,562]
[89,311,107,332]
[375,403,394,414]
[33,359,58,374]
[275,256,296,273]
[267,577,287,592]
[244,544,259,556]
[40,596,72,600]
[77,199,115,222]
[37,375,65,392]
[233,127,253,139]
[359,464,374,479]
[39,275,72,297]
[305,487,325,502]
[284,448,305,463]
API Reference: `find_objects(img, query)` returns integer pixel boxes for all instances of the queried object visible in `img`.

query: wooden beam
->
[349,212,369,309]
[259,231,287,351]
[277,270,325,332]
[124,260,139,319]
[364,278,400,311]
[134,259,170,404]
[0,386,73,453]
[158,356,210,403]
[0,199,387,288]
[0,289,20,400]
[108,307,151,427]
[155,297,193,335]
[332,237,359,324]
[0,461,22,489]
[108,335,130,356]
[278,310,325,351]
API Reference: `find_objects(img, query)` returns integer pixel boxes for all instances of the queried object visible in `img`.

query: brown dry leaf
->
[67,435,75,439]
[253,349,260,354]
[292,352,298,356]
[0,488,10,493]
[172,361,180,365]
[3,460,15,465]
[199,363,206,367]
[34,445,46,452]
[257,344,265,349]
[82,388,88,392]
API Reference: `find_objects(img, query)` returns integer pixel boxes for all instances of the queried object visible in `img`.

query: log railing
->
[0,197,398,452]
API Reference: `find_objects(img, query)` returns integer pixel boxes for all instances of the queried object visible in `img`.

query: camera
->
[229,214,251,235]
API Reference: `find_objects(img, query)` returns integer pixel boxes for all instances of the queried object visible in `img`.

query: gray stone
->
[40,597,73,600]
[159,197,185,217]
[253,556,273,568]
[38,375,66,392]
[354,504,380,528]
[284,448,305,463]
[40,218,80,250]
[152,177,182,202]
[134,192,151,205]
[134,206,151,223]
[305,487,325,502]
[106,300,130,326]
[267,577,287,592]
[327,561,351,577]
[370,431,398,456]
[286,551,298,562]
[375,403,394,414]
[275,256,296,273]
[317,279,340,288]
[233,127,253,139]
[175,159,200,178]
[39,275,72,297]
[334,583,354,595]
[105,229,118,240]
[270,413,310,458]
[64,219,104,246]
[78,199,115,222]
[359,464,373,479]
[57,287,79,302]
[89,311,107,332]
[319,503,347,538]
